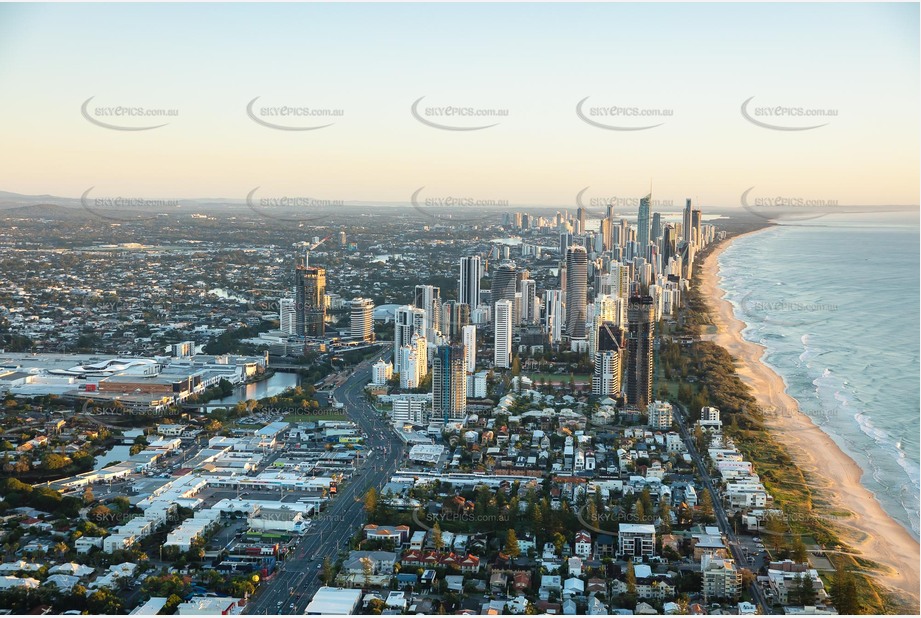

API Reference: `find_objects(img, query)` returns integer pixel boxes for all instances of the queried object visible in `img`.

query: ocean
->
[718,211,921,540]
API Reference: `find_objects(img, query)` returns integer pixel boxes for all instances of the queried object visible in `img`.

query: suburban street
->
[673,402,771,614]
[245,350,405,615]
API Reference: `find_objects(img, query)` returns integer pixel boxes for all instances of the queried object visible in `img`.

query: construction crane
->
[294,234,332,269]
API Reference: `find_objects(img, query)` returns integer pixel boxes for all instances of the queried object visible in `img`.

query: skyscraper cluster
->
[369,189,714,428]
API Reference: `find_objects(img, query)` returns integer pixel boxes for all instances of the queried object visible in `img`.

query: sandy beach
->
[699,231,920,610]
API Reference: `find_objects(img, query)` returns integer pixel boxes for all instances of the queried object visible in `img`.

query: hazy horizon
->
[0,2,918,209]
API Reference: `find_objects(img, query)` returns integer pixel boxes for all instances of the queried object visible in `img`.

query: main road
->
[673,402,771,614]
[245,349,405,615]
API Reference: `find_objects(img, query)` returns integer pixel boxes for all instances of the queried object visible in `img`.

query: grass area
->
[667,255,900,614]
[525,373,591,383]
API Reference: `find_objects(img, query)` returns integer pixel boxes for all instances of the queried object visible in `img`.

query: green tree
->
[626,559,637,595]
[164,594,183,614]
[229,577,255,597]
[321,556,336,585]
[792,573,815,606]
[693,424,706,451]
[42,453,70,470]
[658,499,672,533]
[625,559,637,608]
[364,487,379,519]
[830,567,859,614]
[697,489,715,522]
[367,598,386,615]
[431,521,444,552]
[88,505,113,523]
[791,535,808,564]
[361,556,374,588]
[635,501,646,525]
[552,531,566,555]
[764,513,787,553]
[503,528,521,558]
[87,588,124,614]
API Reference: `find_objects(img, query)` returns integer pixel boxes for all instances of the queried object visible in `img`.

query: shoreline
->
[698,230,920,609]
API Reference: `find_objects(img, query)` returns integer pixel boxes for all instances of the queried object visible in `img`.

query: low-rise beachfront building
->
[725,480,770,508]
[715,459,754,478]
[698,406,723,432]
[766,561,827,605]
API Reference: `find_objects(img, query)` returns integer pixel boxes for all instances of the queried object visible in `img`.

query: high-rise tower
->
[492,261,519,318]
[459,256,482,308]
[494,299,513,369]
[626,295,655,408]
[433,344,467,423]
[441,300,470,343]
[565,246,588,339]
[295,265,326,337]
[350,298,374,342]
[414,285,441,340]
[637,194,652,256]
[394,305,426,373]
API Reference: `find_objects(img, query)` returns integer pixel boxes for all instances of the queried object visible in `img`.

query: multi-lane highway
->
[246,352,405,615]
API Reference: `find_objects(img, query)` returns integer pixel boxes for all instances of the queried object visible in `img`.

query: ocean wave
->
[722,222,920,538]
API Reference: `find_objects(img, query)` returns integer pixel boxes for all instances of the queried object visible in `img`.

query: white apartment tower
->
[519,278,537,324]
[394,305,426,374]
[350,297,374,342]
[494,299,513,369]
[371,359,393,385]
[279,297,296,335]
[462,324,477,372]
[592,350,622,397]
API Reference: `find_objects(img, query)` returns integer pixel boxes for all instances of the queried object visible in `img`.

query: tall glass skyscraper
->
[626,295,655,407]
[637,193,652,256]
[459,256,481,308]
[565,246,588,339]
[295,265,326,337]
[433,344,467,423]
[492,261,520,317]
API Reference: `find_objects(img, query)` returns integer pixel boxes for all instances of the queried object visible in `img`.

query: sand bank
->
[698,231,920,609]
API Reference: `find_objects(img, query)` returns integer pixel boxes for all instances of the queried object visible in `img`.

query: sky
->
[0,2,917,210]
